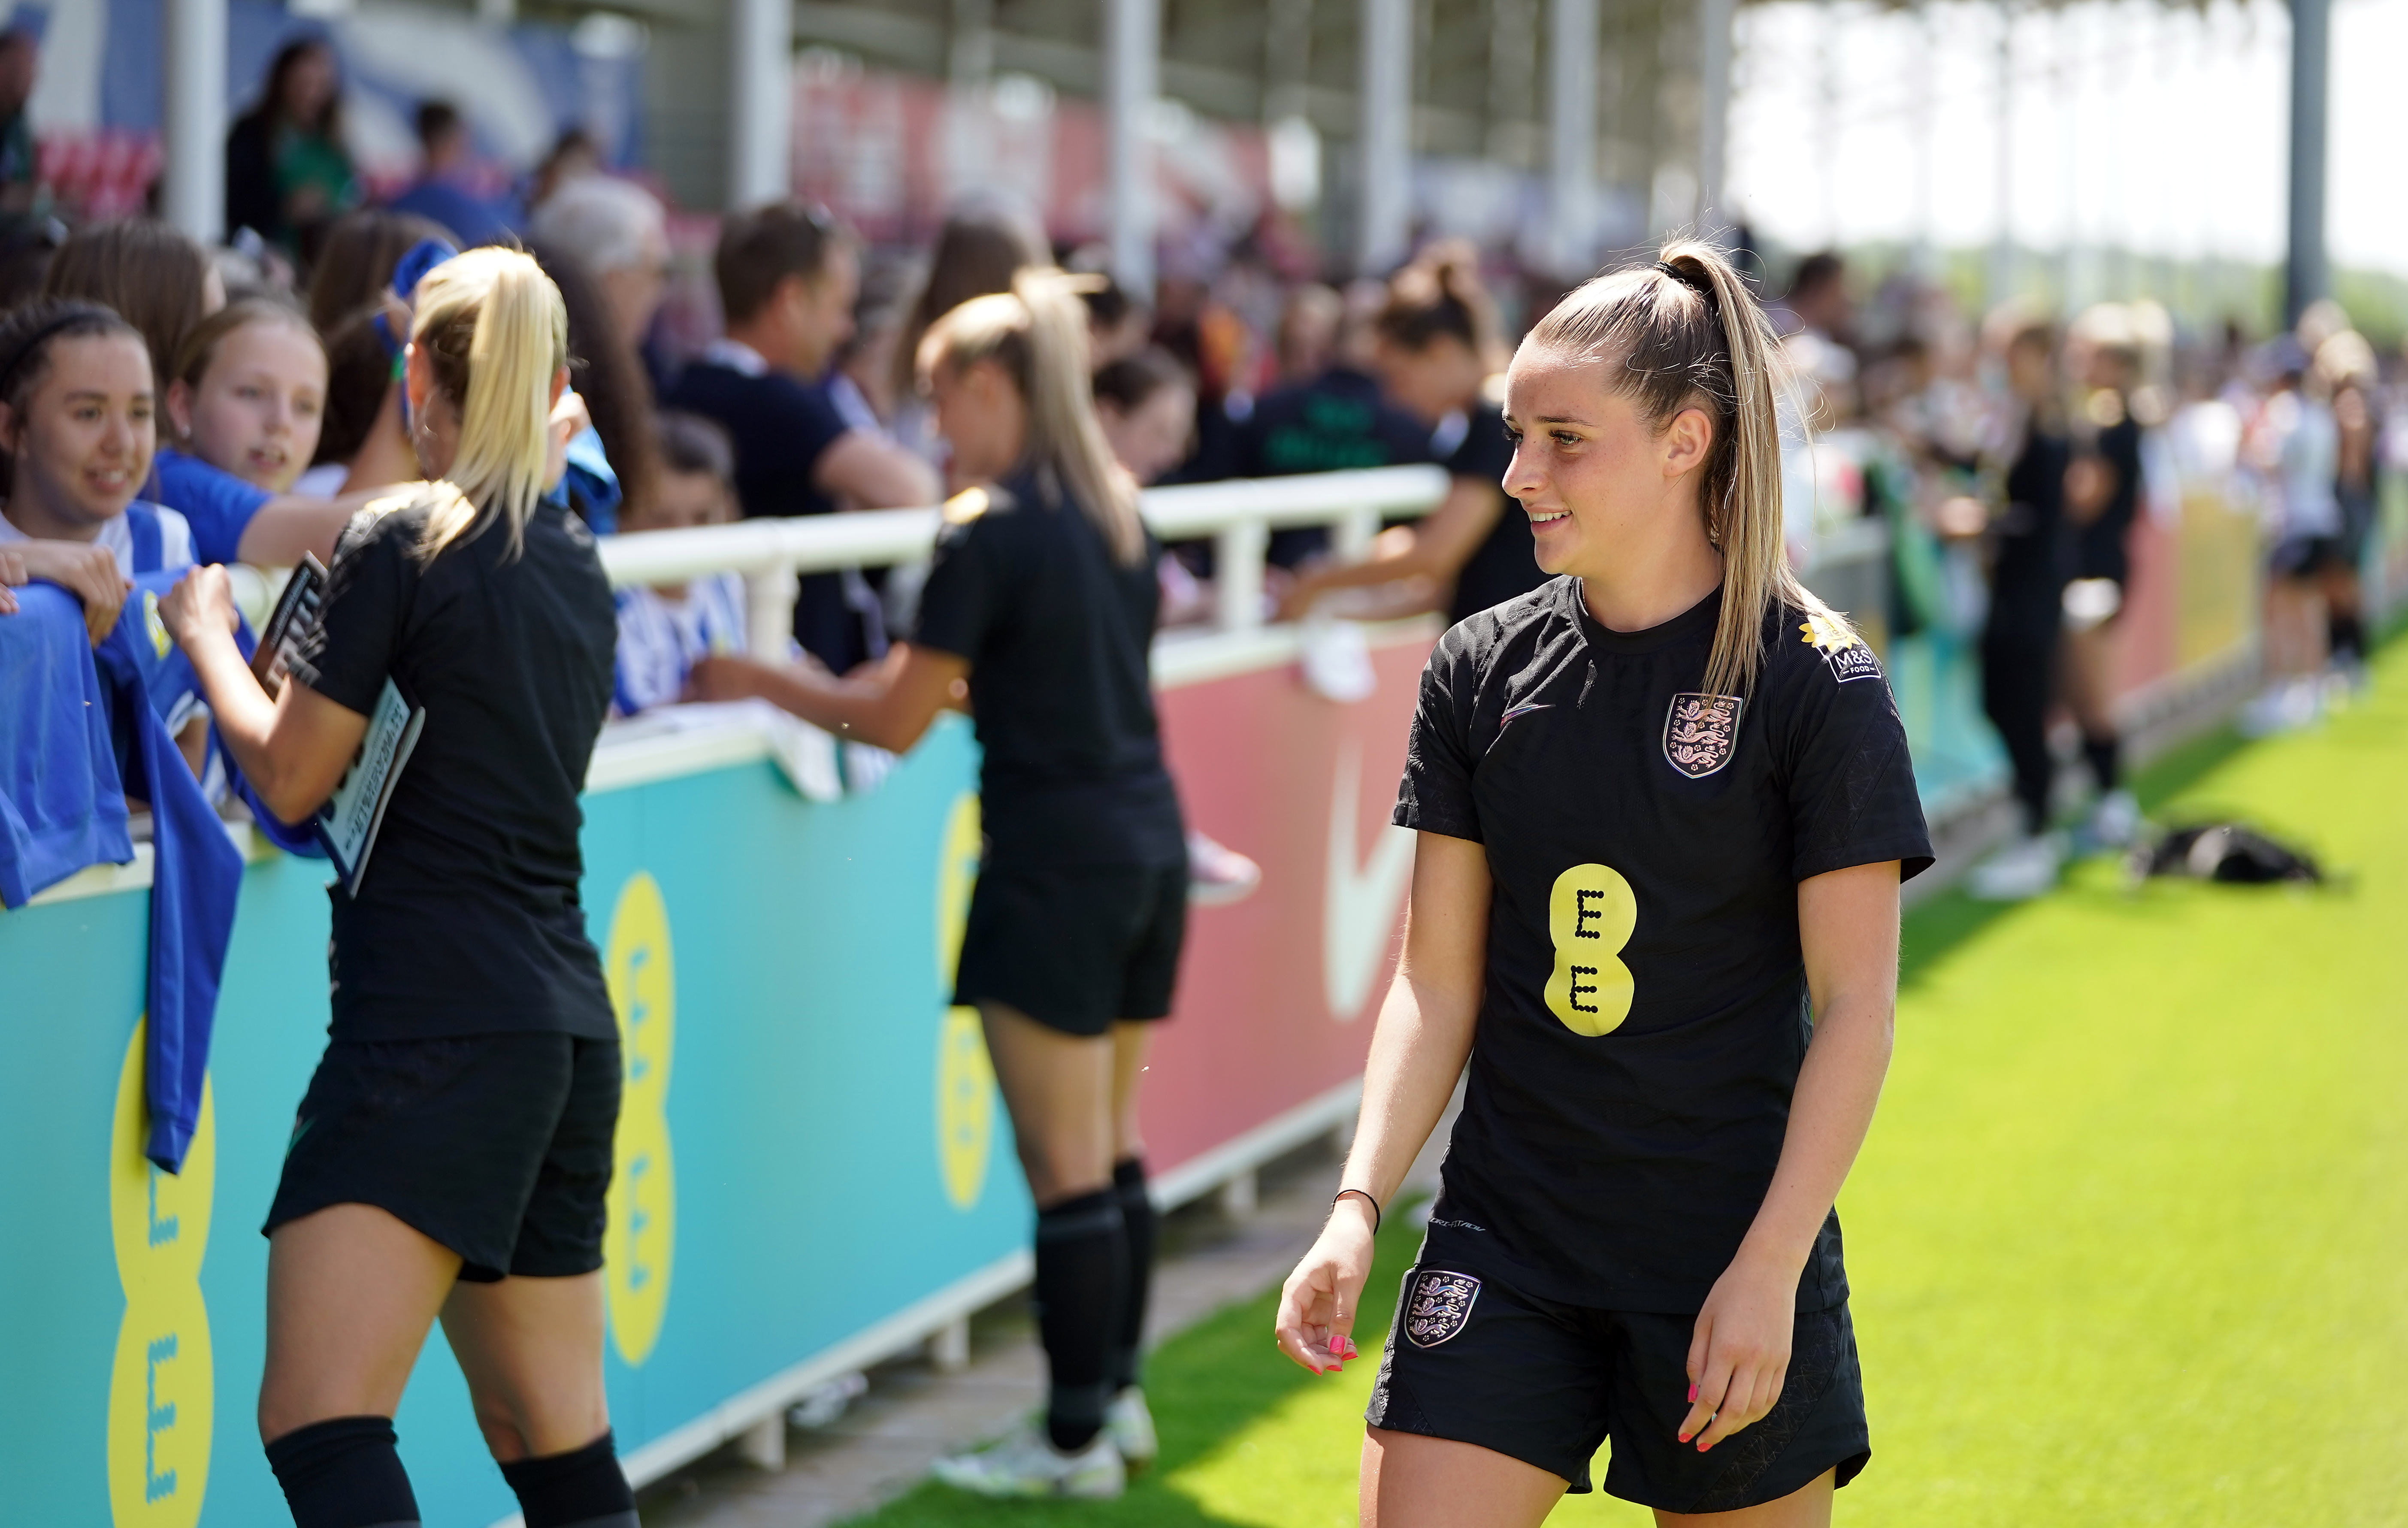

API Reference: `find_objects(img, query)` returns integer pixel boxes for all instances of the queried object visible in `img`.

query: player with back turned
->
[1274,242,1933,1526]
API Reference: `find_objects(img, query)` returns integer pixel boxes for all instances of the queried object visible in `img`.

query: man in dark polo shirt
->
[666,202,938,670]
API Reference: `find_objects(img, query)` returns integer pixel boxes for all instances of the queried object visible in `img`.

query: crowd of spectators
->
[0,15,2399,911]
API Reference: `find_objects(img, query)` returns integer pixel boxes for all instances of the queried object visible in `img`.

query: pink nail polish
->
[1697,1440,1711,1453]
[1677,1433,1690,1444]
[1687,1385,1698,1403]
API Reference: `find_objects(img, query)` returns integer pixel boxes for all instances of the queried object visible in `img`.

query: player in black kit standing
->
[1275,242,1932,1526]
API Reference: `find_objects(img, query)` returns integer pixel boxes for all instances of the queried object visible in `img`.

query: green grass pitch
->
[846,643,2408,1526]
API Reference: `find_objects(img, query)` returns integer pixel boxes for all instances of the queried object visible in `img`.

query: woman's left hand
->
[158,564,239,650]
[1678,1251,1797,1452]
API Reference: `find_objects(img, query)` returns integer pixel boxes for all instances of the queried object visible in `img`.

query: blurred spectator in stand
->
[0,215,58,311]
[525,129,603,218]
[528,240,661,533]
[2240,349,2342,735]
[832,300,903,435]
[1228,275,1430,570]
[0,24,42,219]
[225,38,360,265]
[301,298,417,495]
[1271,283,1343,387]
[42,219,224,399]
[387,101,518,249]
[1094,348,1197,490]
[1966,312,2072,901]
[666,202,939,672]
[887,206,1049,466]
[1277,251,1525,626]
[2059,306,2147,851]
[1077,265,1152,368]
[304,208,457,335]
[164,297,327,496]
[529,175,671,386]
[610,412,749,716]
[2319,328,2379,693]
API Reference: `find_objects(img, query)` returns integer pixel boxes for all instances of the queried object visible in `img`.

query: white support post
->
[1217,1167,1259,1218]
[1104,0,1161,302]
[162,0,228,243]
[1543,0,1597,277]
[738,1411,786,1471]
[729,0,794,209]
[1696,0,1734,235]
[1356,0,1412,275]
[748,563,799,661]
[1332,504,1379,562]
[1214,520,1268,632]
[929,1316,971,1372]
[2286,0,2331,323]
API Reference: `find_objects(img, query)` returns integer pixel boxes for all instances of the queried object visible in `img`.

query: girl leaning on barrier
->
[1272,242,1933,1528]
[686,266,1184,1500]
[158,248,638,1528]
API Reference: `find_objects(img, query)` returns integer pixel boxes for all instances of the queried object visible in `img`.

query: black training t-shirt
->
[1440,401,1542,626]
[1397,580,1932,1313]
[913,468,1185,869]
[2075,414,2143,584]
[292,492,619,1042]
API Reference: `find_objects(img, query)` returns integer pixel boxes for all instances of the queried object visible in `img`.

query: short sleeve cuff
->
[1793,838,1936,885]
[287,659,382,719]
[1392,802,1483,844]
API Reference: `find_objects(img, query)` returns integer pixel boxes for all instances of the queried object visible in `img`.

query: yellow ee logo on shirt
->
[933,791,995,1210]
[1544,863,1637,1037]
[107,1018,214,1528]
[604,871,676,1367]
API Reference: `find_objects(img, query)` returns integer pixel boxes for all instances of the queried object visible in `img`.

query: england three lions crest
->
[1403,1268,1482,1347]
[1663,692,1745,779]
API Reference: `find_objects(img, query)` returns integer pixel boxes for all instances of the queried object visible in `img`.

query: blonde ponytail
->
[1527,238,1846,697]
[410,247,569,563]
[917,267,1146,566]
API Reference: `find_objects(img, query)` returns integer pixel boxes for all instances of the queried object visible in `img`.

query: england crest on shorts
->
[1663,692,1745,779]
[1403,1268,1482,1347]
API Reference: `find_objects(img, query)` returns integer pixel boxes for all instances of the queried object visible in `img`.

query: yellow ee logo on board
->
[604,871,676,1367]
[934,791,995,1210]
[107,1019,214,1528]
[1544,863,1637,1037]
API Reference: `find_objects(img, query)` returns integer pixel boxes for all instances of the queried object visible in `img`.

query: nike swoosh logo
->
[1325,738,1416,1020]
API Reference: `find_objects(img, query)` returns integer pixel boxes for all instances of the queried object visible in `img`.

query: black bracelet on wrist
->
[1332,1188,1381,1234]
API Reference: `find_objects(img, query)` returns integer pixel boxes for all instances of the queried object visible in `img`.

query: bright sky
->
[1727,0,2408,277]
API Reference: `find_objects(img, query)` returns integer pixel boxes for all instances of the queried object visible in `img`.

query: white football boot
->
[931,1424,1126,1499]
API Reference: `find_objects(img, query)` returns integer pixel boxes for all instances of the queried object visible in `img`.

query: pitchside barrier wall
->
[0,436,2263,1527]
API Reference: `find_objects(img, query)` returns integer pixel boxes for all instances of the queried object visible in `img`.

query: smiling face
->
[171,319,328,493]
[0,332,157,542]
[1500,344,1716,584]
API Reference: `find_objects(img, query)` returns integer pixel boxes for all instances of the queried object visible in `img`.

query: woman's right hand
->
[17,540,131,645]
[1274,1200,1378,1374]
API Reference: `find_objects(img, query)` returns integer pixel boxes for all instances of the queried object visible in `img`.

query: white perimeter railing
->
[594,464,1455,661]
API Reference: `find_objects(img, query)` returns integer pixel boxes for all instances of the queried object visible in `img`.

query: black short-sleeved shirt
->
[1237,367,1433,569]
[1988,424,2072,639]
[291,492,619,1042]
[1396,580,1933,1313]
[913,469,1185,869]
[2075,415,2143,584]
[1440,402,1542,626]
[664,360,867,669]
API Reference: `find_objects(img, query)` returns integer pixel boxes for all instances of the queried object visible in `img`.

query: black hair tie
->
[1655,259,1718,310]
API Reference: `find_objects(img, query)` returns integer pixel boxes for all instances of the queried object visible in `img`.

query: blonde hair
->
[918,267,1144,565]
[409,247,569,563]
[1525,238,1846,697]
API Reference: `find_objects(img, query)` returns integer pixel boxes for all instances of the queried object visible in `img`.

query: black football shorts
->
[954,859,1188,1037]
[265,1032,620,1282]
[1366,1233,1870,1513]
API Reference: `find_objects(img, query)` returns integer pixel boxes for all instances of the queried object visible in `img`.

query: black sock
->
[2083,732,2121,795]
[2330,611,2365,664]
[498,1430,637,1528]
[265,1415,420,1528]
[1033,1187,1125,1452]
[1110,1158,1156,1393]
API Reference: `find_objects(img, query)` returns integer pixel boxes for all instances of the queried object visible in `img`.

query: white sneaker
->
[2237,678,2322,738]
[931,1424,1126,1499]
[1967,831,2061,901]
[1104,1386,1158,1468]
[2086,790,2141,850]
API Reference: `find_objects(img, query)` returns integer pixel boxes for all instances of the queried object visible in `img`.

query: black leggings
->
[1982,625,2057,838]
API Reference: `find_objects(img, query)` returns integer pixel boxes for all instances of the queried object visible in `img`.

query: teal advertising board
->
[0,716,1022,1527]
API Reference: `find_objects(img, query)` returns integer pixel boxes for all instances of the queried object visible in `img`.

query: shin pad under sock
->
[499,1429,638,1528]
[1034,1187,1126,1451]
[265,1415,420,1528]
[1110,1157,1156,1392]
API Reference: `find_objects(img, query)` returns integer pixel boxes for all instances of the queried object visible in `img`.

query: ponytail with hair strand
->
[409,247,569,563]
[1527,239,1846,697]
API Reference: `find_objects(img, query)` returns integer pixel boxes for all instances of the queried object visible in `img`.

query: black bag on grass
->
[2132,823,2323,885]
